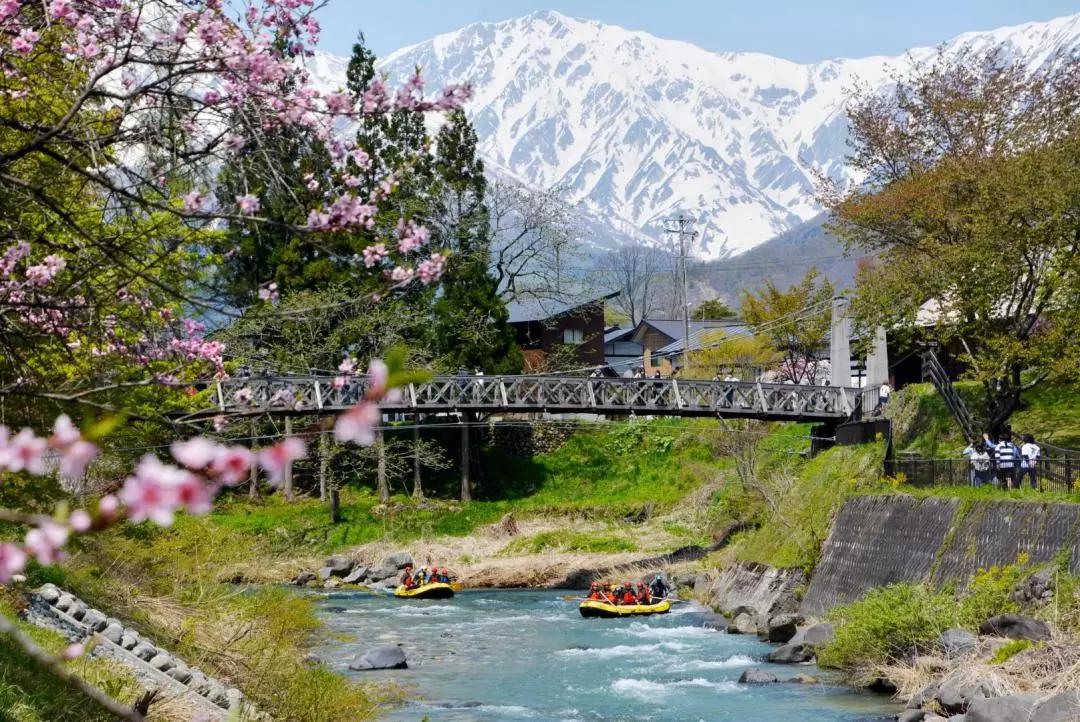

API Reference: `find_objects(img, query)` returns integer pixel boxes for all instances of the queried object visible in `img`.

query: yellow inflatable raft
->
[393,582,456,600]
[579,599,671,618]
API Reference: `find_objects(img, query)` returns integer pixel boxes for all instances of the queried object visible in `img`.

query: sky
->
[315,0,1079,61]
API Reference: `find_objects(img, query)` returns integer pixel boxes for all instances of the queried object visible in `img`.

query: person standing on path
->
[970,445,992,488]
[995,433,1021,489]
[1019,434,1041,490]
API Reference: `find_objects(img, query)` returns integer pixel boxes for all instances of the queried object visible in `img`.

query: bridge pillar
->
[830,297,852,388]
[318,429,329,502]
[283,416,294,501]
[865,326,889,387]
[460,412,471,502]
[248,418,260,500]
[412,417,424,499]
[376,427,389,503]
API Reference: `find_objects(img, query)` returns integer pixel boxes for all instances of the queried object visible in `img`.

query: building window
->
[563,328,584,345]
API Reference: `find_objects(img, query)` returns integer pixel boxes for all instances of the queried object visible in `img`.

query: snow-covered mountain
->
[306,11,1080,259]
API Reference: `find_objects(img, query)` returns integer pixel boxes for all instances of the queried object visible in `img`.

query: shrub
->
[818,584,954,678]
[957,556,1029,629]
[990,639,1035,665]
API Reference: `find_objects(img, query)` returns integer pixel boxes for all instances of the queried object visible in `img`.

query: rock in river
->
[730,612,757,635]
[349,643,408,671]
[766,643,813,664]
[738,668,778,684]
[766,613,803,643]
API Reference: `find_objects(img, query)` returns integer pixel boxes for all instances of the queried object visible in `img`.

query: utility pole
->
[664,215,698,369]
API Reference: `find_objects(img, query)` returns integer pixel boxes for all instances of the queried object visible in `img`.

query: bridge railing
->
[205,375,862,420]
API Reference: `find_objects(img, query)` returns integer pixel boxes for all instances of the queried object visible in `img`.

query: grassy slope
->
[207,418,731,554]
[892,382,1080,455]
[0,600,141,722]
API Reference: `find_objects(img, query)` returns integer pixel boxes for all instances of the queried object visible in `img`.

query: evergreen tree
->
[431,111,523,373]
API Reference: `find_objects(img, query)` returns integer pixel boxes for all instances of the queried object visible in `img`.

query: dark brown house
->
[506,292,618,373]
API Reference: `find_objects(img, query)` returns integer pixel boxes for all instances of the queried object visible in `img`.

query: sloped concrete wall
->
[801,496,1080,617]
[710,563,805,619]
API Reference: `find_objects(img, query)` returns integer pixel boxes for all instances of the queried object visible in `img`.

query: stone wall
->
[475,421,576,456]
[801,495,1080,616]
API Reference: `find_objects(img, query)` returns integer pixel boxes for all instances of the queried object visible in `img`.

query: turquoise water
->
[315,589,900,722]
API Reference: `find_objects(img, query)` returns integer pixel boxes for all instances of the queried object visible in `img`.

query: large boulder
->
[317,567,335,582]
[382,552,413,570]
[966,694,1047,722]
[323,555,354,577]
[738,668,778,684]
[940,628,979,659]
[291,571,316,586]
[730,613,757,635]
[767,613,803,643]
[898,711,927,722]
[342,566,370,585]
[766,643,813,664]
[801,622,835,648]
[978,614,1052,642]
[907,681,940,709]
[935,672,993,714]
[348,643,408,671]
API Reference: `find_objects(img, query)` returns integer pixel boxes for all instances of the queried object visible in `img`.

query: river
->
[315,589,900,722]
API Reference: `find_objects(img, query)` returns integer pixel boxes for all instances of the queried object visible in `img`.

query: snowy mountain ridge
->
[305,11,1080,259]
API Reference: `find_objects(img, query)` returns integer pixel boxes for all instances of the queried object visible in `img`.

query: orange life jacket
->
[622,591,637,604]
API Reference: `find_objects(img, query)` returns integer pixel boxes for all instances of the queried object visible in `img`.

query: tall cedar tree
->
[431,111,523,373]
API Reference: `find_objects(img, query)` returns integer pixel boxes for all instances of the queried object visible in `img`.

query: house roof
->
[654,324,753,357]
[631,318,746,345]
[604,327,635,343]
[506,291,620,324]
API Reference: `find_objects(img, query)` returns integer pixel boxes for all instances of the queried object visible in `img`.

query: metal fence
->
[884,457,1080,495]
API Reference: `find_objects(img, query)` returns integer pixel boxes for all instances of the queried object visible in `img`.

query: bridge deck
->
[189,376,878,423]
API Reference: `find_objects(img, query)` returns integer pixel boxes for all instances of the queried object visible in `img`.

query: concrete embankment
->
[802,495,1080,616]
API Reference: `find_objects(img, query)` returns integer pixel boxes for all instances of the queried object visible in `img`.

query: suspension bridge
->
[185,374,881,423]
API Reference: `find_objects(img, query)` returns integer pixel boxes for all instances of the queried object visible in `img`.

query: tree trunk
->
[329,486,341,524]
[248,418,260,500]
[376,427,389,503]
[412,417,424,499]
[460,413,471,502]
[318,429,329,502]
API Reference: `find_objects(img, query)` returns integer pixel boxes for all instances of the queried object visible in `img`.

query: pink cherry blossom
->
[175,476,213,516]
[60,440,98,479]
[257,438,307,485]
[5,428,46,475]
[62,643,84,660]
[24,522,69,565]
[120,456,187,527]
[183,190,206,211]
[236,194,261,215]
[334,402,381,446]
[338,358,357,374]
[69,510,92,533]
[211,446,253,486]
[0,543,27,583]
[171,437,220,470]
[213,415,228,432]
[50,414,81,449]
[366,360,388,398]
[98,494,119,518]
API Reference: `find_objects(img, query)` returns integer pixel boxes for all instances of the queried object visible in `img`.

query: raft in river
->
[578,599,671,618]
[393,582,456,599]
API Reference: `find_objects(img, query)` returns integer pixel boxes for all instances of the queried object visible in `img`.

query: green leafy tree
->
[695,298,738,321]
[430,112,522,373]
[824,48,1080,431]
[740,269,834,383]
[683,331,780,379]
